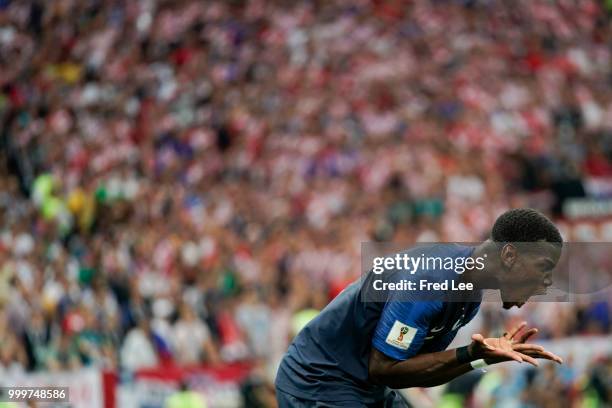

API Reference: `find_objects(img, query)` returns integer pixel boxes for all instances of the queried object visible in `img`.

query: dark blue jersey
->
[275,244,481,403]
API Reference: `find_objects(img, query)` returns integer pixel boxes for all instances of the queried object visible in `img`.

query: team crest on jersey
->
[385,320,417,350]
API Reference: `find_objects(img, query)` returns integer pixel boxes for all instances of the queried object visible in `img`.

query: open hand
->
[469,321,563,367]
[506,321,563,365]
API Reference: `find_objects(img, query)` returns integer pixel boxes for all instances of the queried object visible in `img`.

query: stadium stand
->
[0,0,611,406]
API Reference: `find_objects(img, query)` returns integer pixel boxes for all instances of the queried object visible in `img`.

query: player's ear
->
[500,244,517,269]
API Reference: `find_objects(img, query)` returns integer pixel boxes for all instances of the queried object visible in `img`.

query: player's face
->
[499,243,561,309]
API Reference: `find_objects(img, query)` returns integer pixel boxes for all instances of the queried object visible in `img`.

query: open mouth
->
[503,301,525,309]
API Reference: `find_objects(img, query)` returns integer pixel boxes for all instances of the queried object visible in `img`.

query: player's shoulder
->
[417,299,445,314]
[388,299,445,318]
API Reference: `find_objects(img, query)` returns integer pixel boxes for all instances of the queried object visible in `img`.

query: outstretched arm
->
[369,322,562,389]
[369,346,472,388]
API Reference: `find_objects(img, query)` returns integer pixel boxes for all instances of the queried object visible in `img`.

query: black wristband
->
[456,345,472,364]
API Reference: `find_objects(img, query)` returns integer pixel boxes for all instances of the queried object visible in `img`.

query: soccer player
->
[275,208,564,407]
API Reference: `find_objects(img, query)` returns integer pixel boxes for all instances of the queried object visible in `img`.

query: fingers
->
[507,321,527,340]
[515,328,538,344]
[472,333,485,342]
[472,332,563,366]
[472,333,521,362]
[471,333,495,351]
[549,352,563,364]
[489,348,524,363]
[513,343,544,353]
[512,340,564,364]
[539,351,563,364]
[522,350,564,364]
[514,351,539,367]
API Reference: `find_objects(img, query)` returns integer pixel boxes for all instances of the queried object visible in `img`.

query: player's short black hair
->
[491,208,562,245]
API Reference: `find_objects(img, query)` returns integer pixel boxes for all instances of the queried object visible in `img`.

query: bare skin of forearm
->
[408,363,473,388]
[369,348,472,389]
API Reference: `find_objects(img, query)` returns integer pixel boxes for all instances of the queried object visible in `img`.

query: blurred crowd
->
[439,356,612,408]
[1,0,612,403]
